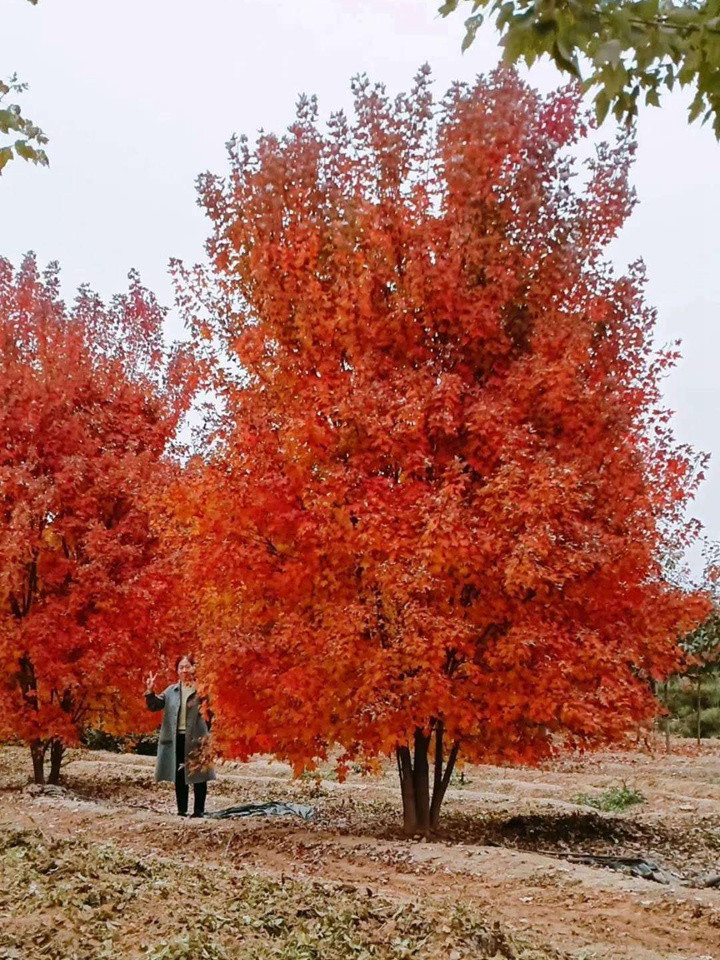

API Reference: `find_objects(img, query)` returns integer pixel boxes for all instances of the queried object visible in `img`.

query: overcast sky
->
[2,0,718,574]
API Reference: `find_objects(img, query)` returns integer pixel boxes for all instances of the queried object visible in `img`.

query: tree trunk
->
[664,680,671,754]
[413,729,431,833]
[21,657,46,783]
[396,724,460,836]
[696,675,702,747]
[430,728,459,831]
[396,746,417,835]
[30,740,46,785]
[49,738,64,785]
[432,722,444,814]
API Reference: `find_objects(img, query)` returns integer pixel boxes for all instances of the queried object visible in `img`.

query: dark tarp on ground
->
[207,802,314,821]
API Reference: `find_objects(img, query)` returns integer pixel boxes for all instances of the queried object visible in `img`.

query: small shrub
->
[573,782,646,812]
[300,767,338,782]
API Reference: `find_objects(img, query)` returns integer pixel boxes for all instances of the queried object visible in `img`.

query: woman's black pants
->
[175,733,207,816]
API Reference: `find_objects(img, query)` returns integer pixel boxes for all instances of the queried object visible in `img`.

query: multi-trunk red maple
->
[178,68,709,833]
[0,254,192,783]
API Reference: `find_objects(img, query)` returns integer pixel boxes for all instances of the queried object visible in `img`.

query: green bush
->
[573,782,646,812]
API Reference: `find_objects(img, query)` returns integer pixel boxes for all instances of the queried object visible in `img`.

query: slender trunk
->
[396,746,417,835]
[696,675,702,746]
[30,740,46,785]
[21,656,46,783]
[664,680,671,754]
[412,729,431,834]
[430,737,459,831]
[432,722,444,810]
[48,738,64,785]
[396,725,461,836]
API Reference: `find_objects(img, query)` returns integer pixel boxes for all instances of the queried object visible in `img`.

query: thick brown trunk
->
[396,725,460,836]
[396,746,417,835]
[30,740,46,785]
[49,738,64,785]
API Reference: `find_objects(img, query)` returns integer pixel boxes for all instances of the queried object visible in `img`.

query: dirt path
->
[1,742,719,959]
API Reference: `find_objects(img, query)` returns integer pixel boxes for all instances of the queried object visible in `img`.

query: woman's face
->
[177,657,195,685]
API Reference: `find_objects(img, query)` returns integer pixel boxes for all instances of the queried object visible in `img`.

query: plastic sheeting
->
[207,802,315,821]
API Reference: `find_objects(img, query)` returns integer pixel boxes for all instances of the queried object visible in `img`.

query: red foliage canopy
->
[0,255,192,780]
[178,69,708,819]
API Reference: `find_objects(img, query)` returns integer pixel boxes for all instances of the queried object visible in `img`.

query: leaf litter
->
[0,825,561,960]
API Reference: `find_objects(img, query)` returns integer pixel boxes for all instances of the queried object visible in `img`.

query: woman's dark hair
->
[175,654,196,670]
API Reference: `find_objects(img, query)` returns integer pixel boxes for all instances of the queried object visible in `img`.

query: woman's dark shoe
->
[190,812,205,818]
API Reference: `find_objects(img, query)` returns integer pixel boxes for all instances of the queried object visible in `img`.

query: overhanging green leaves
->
[0,76,48,174]
[440,0,720,137]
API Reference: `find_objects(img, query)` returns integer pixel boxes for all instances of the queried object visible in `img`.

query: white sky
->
[2,0,719,574]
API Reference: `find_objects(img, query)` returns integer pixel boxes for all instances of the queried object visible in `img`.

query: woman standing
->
[145,656,216,817]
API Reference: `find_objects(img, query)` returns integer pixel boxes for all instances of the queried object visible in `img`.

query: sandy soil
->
[1,739,719,960]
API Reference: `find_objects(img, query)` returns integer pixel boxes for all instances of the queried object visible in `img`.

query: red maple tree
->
[0,254,193,783]
[178,68,709,833]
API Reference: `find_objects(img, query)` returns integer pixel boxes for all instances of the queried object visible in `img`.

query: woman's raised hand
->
[145,672,158,694]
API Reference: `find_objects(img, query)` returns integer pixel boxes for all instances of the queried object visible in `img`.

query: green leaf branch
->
[440,0,720,136]
[1,0,48,174]
[0,75,49,174]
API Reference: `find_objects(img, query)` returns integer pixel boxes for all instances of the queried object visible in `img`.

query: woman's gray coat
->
[145,684,216,785]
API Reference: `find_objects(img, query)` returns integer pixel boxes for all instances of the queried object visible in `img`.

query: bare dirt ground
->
[1,739,719,960]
